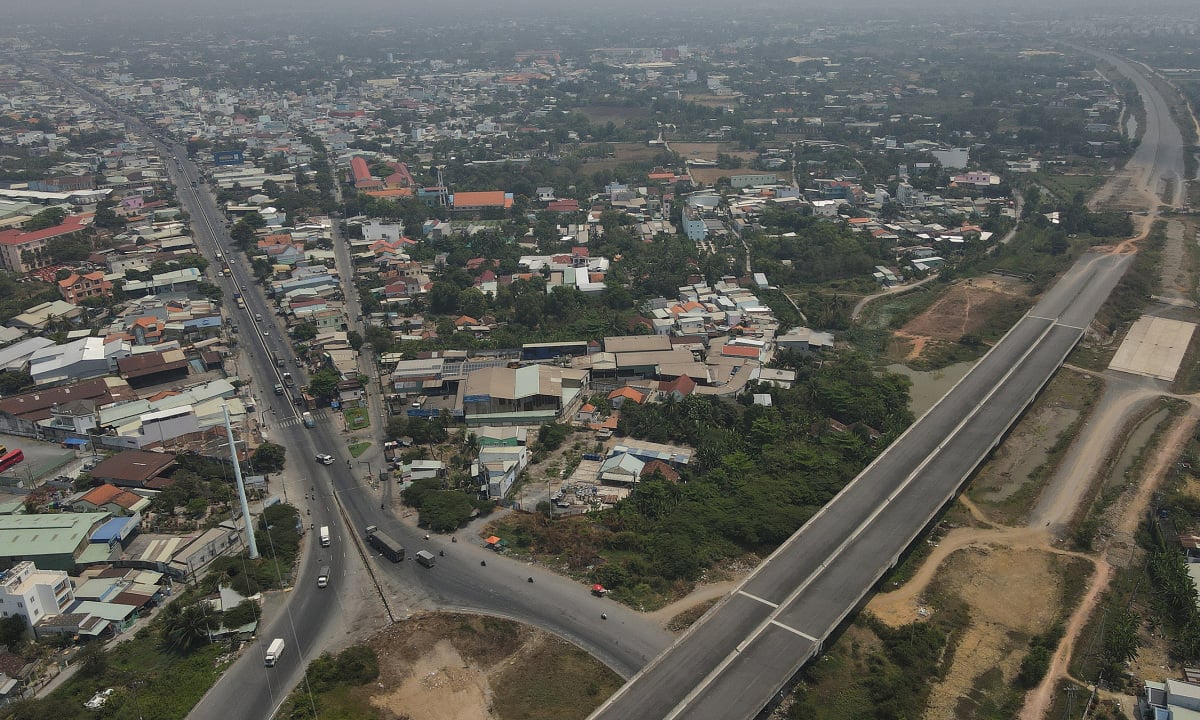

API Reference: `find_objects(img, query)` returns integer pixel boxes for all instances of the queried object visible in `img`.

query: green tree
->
[1100,606,1142,672]
[94,200,125,231]
[292,322,318,341]
[0,614,27,647]
[363,325,396,353]
[0,369,33,395]
[458,287,486,318]
[24,206,65,231]
[76,641,108,678]
[418,490,475,532]
[46,236,90,262]
[429,281,460,314]
[307,368,341,399]
[196,281,223,301]
[251,442,287,473]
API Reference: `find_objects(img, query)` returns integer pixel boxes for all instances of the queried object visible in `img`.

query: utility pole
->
[223,404,258,559]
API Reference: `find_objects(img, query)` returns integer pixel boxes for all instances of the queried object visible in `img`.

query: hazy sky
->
[9,0,1200,21]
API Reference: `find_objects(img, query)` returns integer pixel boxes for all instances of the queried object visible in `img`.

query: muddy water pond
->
[887,361,975,418]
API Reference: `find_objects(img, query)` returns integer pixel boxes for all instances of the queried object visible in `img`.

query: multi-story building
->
[57,270,113,305]
[0,214,91,273]
[0,561,75,629]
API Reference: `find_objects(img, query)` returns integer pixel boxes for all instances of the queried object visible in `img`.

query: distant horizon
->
[7,0,1200,24]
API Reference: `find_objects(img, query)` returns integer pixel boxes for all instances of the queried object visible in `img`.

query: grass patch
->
[1035,173,1106,203]
[5,634,231,720]
[859,284,941,331]
[491,635,624,719]
[667,598,719,631]
[348,441,371,458]
[787,586,972,720]
[342,406,369,431]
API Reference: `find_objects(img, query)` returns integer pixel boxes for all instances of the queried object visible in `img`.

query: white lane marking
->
[737,591,778,608]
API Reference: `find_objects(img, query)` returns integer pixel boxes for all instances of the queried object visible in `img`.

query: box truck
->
[365,525,404,562]
[415,550,436,568]
[265,638,285,666]
[317,566,330,588]
[319,525,330,547]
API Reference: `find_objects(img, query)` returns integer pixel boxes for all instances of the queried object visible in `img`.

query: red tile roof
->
[0,214,91,246]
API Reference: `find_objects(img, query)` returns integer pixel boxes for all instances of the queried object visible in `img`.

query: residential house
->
[607,386,646,409]
[72,484,151,516]
[58,271,113,305]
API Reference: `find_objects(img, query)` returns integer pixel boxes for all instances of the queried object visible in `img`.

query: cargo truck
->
[364,525,404,562]
[264,638,285,666]
[317,566,330,588]
[319,525,330,547]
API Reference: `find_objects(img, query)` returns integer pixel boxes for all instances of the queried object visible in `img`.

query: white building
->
[0,561,74,629]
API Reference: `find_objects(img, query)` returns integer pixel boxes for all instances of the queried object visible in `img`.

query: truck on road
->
[317,566,330,588]
[365,525,404,562]
[264,638,285,666]
[319,525,330,547]
[414,550,436,568]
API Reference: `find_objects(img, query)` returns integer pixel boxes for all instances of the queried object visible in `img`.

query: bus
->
[0,449,24,473]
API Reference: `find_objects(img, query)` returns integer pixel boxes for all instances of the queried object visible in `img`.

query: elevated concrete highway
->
[592,256,1129,720]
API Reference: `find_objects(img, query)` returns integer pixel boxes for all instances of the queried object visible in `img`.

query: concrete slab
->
[1108,316,1196,381]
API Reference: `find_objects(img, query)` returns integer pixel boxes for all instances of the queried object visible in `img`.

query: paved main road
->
[591,249,1130,719]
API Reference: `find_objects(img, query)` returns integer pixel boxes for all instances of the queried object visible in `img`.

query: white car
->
[315,453,334,465]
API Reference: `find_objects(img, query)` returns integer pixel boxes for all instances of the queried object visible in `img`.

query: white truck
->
[317,566,330,588]
[319,525,330,547]
[414,550,436,568]
[264,638,285,666]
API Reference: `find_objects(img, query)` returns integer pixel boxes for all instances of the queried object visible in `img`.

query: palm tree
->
[162,601,214,649]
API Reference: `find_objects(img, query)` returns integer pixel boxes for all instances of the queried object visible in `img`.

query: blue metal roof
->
[90,516,132,544]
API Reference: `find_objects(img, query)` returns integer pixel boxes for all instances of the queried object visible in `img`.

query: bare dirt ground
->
[372,639,493,720]
[893,277,1027,362]
[926,549,1081,720]
[364,613,623,720]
